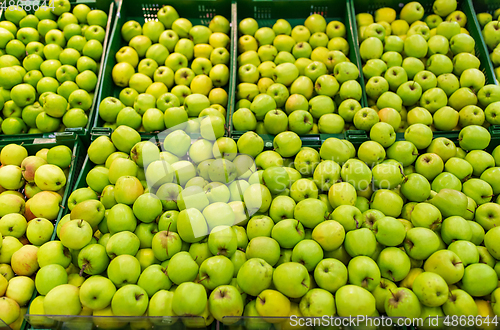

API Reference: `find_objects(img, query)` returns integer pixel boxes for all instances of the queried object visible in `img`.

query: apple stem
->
[466,208,474,213]
[399,165,407,181]
[164,223,173,258]
[197,275,209,283]
[79,263,87,277]
[354,217,360,229]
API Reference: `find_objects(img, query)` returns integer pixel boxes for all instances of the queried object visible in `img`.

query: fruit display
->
[0,1,110,136]
[232,9,366,136]
[3,110,495,328]
[0,137,80,329]
[98,5,231,133]
[3,0,500,328]
[354,0,500,132]
[477,7,500,82]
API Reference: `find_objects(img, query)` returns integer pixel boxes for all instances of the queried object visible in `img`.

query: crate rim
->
[228,0,368,142]
[93,0,235,138]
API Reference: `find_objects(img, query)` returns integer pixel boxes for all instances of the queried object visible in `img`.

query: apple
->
[43,284,82,317]
[365,76,389,100]
[459,125,491,151]
[208,285,244,325]
[385,287,422,319]
[255,289,291,323]
[362,59,387,79]
[79,275,116,311]
[336,285,376,316]
[360,37,384,61]
[443,289,478,316]
[404,34,428,58]
[348,255,381,291]
[273,262,310,298]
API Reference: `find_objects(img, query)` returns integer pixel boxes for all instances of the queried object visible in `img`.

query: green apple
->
[37,240,71,268]
[448,240,479,267]
[424,250,464,284]
[412,272,449,307]
[273,262,310,298]
[385,287,421,319]
[347,255,381,291]
[442,289,478,316]
[79,275,116,311]
[59,219,92,250]
[377,247,411,282]
[344,228,376,258]
[208,285,244,325]
[373,216,406,246]
[35,264,67,296]
[404,34,428,58]
[370,189,404,218]
[360,37,383,61]
[111,284,149,316]
[107,254,141,288]
[314,258,347,294]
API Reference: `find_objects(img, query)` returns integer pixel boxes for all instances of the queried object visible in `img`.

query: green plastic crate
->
[0,0,116,146]
[349,0,497,115]
[0,132,84,330]
[228,0,368,144]
[349,0,496,84]
[0,132,84,221]
[94,0,234,135]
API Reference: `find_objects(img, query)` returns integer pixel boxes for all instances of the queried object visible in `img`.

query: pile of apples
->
[10,113,500,327]
[0,142,75,328]
[356,0,500,132]
[477,9,500,81]
[233,14,363,135]
[0,0,108,135]
[101,6,231,133]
